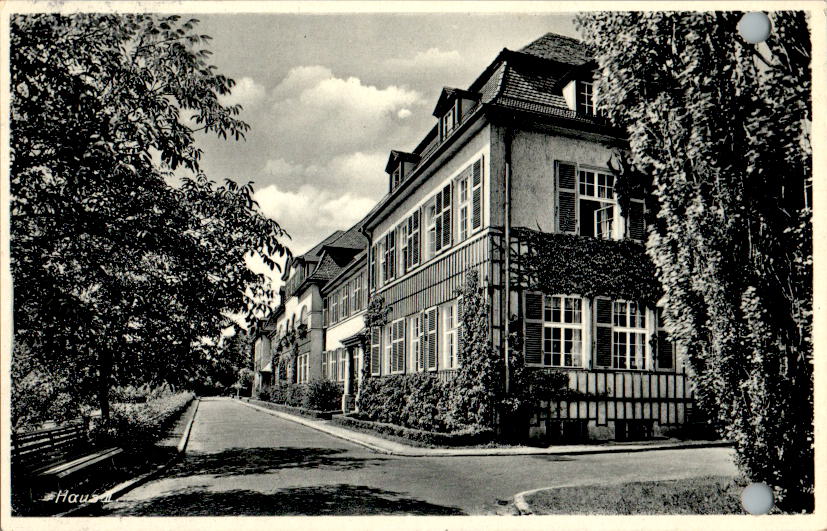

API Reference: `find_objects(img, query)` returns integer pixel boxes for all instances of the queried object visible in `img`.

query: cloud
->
[266,65,425,162]
[253,183,376,256]
[397,108,412,119]
[384,47,463,71]
[262,151,388,197]
[220,76,266,108]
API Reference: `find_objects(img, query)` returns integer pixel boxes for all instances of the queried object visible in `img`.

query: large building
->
[253,32,694,442]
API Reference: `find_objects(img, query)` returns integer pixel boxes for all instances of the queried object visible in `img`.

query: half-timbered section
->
[357,32,693,441]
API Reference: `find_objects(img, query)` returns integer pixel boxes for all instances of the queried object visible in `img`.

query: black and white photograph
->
[1,1,823,527]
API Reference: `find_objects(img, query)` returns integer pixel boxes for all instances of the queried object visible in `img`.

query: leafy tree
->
[576,11,812,511]
[10,14,288,424]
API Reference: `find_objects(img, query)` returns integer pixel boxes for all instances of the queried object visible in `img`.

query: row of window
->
[525,293,674,371]
[370,301,459,376]
[371,157,484,289]
[323,271,368,326]
[296,353,310,383]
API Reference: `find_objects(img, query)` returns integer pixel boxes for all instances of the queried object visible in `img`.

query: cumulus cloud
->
[220,76,266,108]
[262,151,387,197]
[397,108,412,119]
[253,183,376,256]
[266,65,425,162]
[385,47,463,71]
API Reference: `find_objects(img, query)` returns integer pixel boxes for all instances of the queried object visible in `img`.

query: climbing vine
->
[511,227,661,305]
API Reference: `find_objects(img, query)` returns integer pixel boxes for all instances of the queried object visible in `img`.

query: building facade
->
[254,33,694,442]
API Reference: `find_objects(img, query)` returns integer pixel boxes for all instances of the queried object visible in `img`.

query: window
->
[576,81,594,115]
[390,319,405,374]
[399,211,420,274]
[392,165,402,190]
[424,307,438,370]
[427,184,451,256]
[338,349,347,382]
[370,327,381,376]
[455,158,483,242]
[381,231,396,283]
[578,169,615,239]
[612,300,647,370]
[542,295,583,368]
[443,302,458,369]
[300,306,307,326]
[321,351,328,380]
[410,315,422,372]
[458,176,470,241]
[353,275,363,311]
[323,297,329,326]
[331,292,338,325]
[383,323,393,374]
[440,102,457,139]
[341,285,349,320]
[297,354,309,383]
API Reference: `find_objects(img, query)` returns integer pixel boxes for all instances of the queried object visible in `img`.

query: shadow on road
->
[164,446,387,478]
[96,484,466,516]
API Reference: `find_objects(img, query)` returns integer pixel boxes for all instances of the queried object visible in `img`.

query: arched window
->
[300,306,308,325]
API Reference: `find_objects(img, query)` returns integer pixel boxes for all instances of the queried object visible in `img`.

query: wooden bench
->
[11,423,123,499]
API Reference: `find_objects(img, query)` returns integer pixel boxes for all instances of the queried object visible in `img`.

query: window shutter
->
[411,210,420,266]
[656,330,674,370]
[369,245,376,289]
[441,184,451,249]
[594,297,613,368]
[427,307,438,370]
[370,327,381,376]
[556,162,577,234]
[628,199,645,241]
[472,158,483,230]
[523,292,543,365]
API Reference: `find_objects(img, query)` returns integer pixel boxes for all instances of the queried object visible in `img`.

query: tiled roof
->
[306,252,343,282]
[518,32,591,66]
[324,224,368,251]
[497,66,568,111]
[301,230,344,262]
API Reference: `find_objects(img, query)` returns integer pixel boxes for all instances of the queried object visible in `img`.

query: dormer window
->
[576,81,594,115]
[385,150,420,193]
[440,102,457,140]
[391,165,402,189]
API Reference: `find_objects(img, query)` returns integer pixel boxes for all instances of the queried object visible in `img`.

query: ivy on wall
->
[510,227,661,305]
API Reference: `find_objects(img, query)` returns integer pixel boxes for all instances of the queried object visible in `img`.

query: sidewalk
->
[237,399,730,458]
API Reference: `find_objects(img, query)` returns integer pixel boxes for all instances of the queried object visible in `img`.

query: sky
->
[187,12,579,291]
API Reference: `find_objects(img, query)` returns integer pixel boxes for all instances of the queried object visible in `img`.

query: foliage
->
[303,379,342,411]
[10,14,289,423]
[268,379,342,411]
[89,391,194,451]
[11,343,79,430]
[332,414,495,448]
[356,272,570,436]
[355,295,392,407]
[576,11,812,511]
[511,228,661,305]
[110,382,176,404]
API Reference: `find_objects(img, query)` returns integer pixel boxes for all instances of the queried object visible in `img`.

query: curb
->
[236,399,732,458]
[56,397,201,517]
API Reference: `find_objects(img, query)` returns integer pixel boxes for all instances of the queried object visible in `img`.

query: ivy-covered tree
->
[576,11,812,511]
[10,14,288,424]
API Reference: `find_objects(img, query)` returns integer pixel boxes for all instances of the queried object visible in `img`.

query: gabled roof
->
[294,220,368,289]
[432,87,481,117]
[385,150,421,174]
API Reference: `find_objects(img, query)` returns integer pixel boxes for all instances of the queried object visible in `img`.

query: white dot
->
[741,482,774,514]
[738,12,772,44]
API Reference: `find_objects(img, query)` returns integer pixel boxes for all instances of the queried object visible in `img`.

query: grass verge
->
[523,475,750,514]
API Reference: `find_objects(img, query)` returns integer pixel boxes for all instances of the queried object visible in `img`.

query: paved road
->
[98,398,738,516]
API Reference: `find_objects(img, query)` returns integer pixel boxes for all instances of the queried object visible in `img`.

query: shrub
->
[302,379,342,411]
[89,391,194,451]
[257,389,271,402]
[332,414,494,447]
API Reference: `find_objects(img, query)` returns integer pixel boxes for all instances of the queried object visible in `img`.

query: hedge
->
[265,379,342,411]
[331,414,494,447]
[89,391,194,451]
[247,398,339,420]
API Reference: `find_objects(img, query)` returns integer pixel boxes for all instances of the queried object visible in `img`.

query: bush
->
[303,379,342,411]
[89,391,194,451]
[257,389,271,401]
[332,414,494,447]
